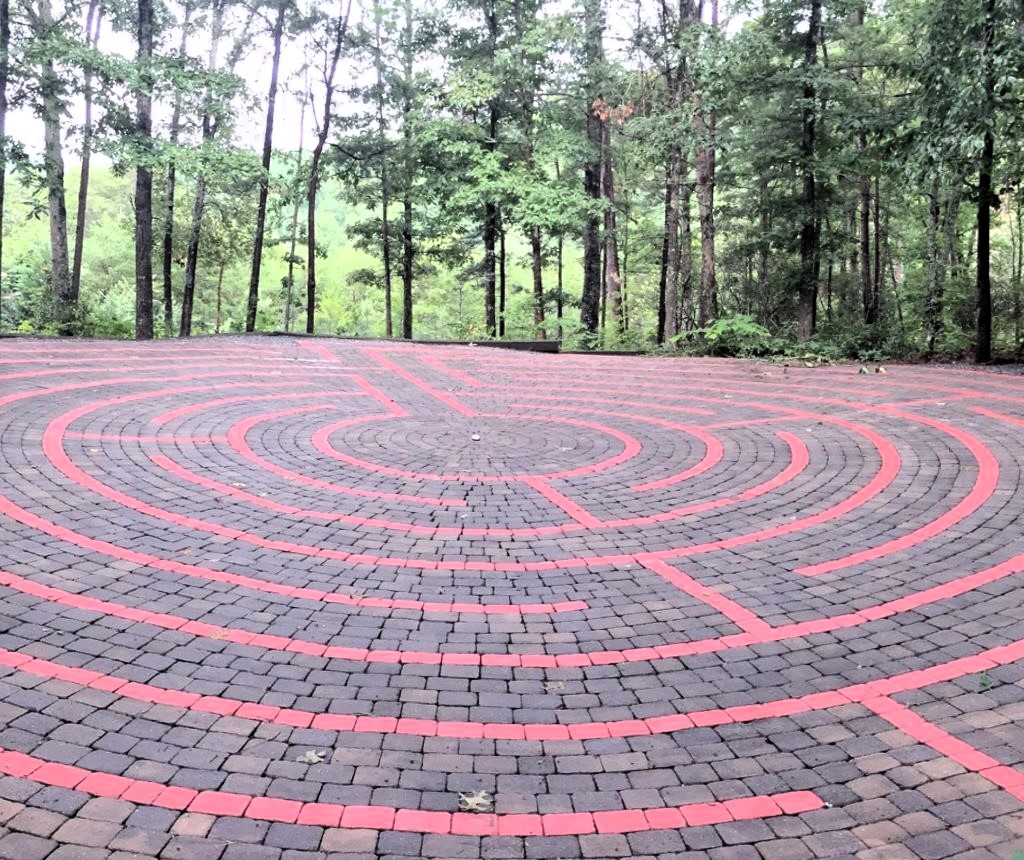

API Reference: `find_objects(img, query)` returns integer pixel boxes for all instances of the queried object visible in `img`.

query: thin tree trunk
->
[1014,195,1023,353]
[135,0,155,339]
[859,169,873,323]
[601,122,622,334]
[579,0,603,338]
[216,261,225,333]
[162,3,192,336]
[976,130,994,362]
[757,174,769,321]
[498,218,506,337]
[530,226,544,339]
[0,0,11,327]
[179,175,206,337]
[245,0,287,332]
[925,185,944,354]
[797,0,821,341]
[662,150,683,344]
[308,1,351,335]
[284,93,307,332]
[693,0,717,331]
[680,180,693,332]
[400,0,413,339]
[180,0,224,338]
[556,233,564,340]
[39,0,73,331]
[373,0,393,338]
[71,0,102,307]
[976,0,994,364]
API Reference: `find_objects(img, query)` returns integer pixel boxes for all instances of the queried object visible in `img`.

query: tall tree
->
[306,0,351,334]
[245,0,289,332]
[974,0,995,363]
[162,1,194,335]
[135,0,155,339]
[796,0,822,341]
[24,0,74,330]
[0,0,9,327]
[180,1,252,337]
[693,0,718,328]
[70,0,102,304]
[579,0,603,337]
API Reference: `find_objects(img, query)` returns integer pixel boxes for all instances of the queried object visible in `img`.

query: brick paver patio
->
[0,336,1022,860]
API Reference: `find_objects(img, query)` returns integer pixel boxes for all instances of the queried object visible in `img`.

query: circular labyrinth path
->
[0,337,1022,860]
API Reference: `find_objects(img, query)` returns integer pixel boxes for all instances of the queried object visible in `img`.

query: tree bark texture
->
[796,0,821,342]
[162,2,192,336]
[245,0,287,332]
[71,0,102,307]
[307,1,351,334]
[135,0,155,339]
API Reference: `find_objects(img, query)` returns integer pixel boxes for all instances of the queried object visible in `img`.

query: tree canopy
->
[2,0,1023,362]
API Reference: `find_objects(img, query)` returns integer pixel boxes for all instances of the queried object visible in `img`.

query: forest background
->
[1,0,1023,361]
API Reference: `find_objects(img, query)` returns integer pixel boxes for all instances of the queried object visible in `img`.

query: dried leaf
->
[458,789,493,813]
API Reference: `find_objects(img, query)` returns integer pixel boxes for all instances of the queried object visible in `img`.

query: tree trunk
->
[601,122,622,334]
[976,129,994,362]
[579,0,603,337]
[796,0,821,342]
[680,180,694,332]
[307,1,350,335]
[71,0,102,308]
[245,0,287,332]
[283,93,307,333]
[0,0,10,327]
[757,174,770,321]
[531,226,544,338]
[661,150,684,343]
[400,0,413,339]
[216,261,225,333]
[556,233,564,340]
[179,174,206,337]
[693,5,717,333]
[373,0,393,338]
[135,0,155,339]
[925,185,944,354]
[483,199,497,336]
[976,0,994,365]
[498,218,506,337]
[179,0,224,338]
[859,169,873,323]
[162,3,192,336]
[39,0,73,332]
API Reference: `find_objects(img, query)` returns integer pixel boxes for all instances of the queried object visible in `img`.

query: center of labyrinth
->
[320,413,646,483]
[0,339,1023,859]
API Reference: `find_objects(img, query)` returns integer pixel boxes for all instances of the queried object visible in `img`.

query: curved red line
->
[0,742,825,835]
[797,407,1000,576]
[225,406,462,506]
[310,412,644,482]
[0,614,1021,740]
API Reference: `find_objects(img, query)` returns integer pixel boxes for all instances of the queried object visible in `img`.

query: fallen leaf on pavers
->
[88,448,102,454]
[296,750,327,764]
[543,681,565,693]
[858,365,870,374]
[875,366,887,374]
[211,630,229,640]
[458,790,493,813]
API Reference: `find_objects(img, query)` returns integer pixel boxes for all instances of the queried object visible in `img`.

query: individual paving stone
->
[0,831,57,860]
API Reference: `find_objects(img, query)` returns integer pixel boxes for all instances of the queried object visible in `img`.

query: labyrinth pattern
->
[0,337,1023,860]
